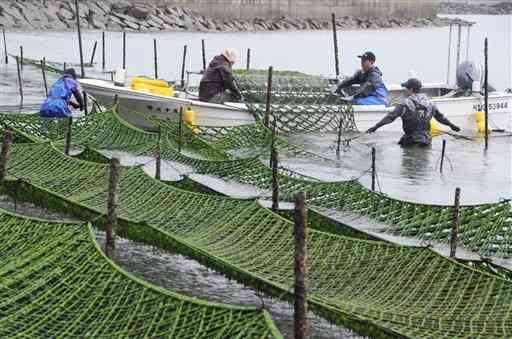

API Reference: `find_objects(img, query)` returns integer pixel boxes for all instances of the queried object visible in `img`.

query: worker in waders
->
[366,78,461,147]
[40,68,83,118]
[333,51,389,105]
[199,48,242,104]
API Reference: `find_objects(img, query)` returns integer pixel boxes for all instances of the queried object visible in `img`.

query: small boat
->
[79,77,512,133]
[78,78,254,131]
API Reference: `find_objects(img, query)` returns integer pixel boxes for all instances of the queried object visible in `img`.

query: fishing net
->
[3,142,512,338]
[0,208,279,337]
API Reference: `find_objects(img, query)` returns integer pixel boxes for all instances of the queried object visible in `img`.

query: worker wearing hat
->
[40,68,84,118]
[333,51,389,105]
[199,48,242,104]
[367,78,461,147]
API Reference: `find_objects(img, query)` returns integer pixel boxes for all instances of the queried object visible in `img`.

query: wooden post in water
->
[455,23,462,69]
[331,13,340,77]
[264,66,273,128]
[63,62,67,71]
[83,91,88,115]
[294,191,308,339]
[102,31,105,71]
[89,41,98,65]
[484,38,489,150]
[2,27,7,64]
[178,107,183,153]
[105,157,120,258]
[153,38,158,79]
[271,120,279,212]
[446,24,453,85]
[40,59,48,97]
[64,117,72,156]
[0,129,13,182]
[15,55,23,101]
[122,31,127,70]
[450,187,461,258]
[335,116,343,157]
[180,45,187,89]
[74,0,85,78]
[201,39,206,71]
[19,45,23,70]
[440,139,446,173]
[155,127,161,180]
[371,147,376,191]
[246,48,251,71]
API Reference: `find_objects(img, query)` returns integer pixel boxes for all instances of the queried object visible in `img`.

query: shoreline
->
[0,1,477,33]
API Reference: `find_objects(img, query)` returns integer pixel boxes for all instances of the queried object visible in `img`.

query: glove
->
[450,124,461,132]
[328,85,338,95]
[367,126,378,134]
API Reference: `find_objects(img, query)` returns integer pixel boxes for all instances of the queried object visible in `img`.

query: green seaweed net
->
[0,207,280,338]
[4,142,512,338]
[0,109,511,259]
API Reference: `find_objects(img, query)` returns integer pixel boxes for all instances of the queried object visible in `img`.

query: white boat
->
[79,78,512,133]
[78,78,254,131]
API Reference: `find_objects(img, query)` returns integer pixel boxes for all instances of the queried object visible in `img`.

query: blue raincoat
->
[40,75,78,118]
[336,66,389,106]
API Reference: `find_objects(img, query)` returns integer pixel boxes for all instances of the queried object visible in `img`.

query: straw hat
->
[222,48,239,63]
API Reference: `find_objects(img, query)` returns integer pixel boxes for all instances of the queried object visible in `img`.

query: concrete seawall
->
[151,0,440,20]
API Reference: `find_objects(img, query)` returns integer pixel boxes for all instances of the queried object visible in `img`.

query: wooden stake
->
[102,31,105,71]
[450,187,461,258]
[440,139,446,173]
[122,31,126,70]
[371,147,376,191]
[264,66,273,128]
[180,45,187,89]
[19,45,23,70]
[153,38,158,79]
[64,117,72,156]
[484,38,489,150]
[75,0,85,78]
[2,27,7,64]
[271,124,279,212]
[155,127,161,180]
[178,107,183,153]
[201,39,206,71]
[83,90,88,115]
[335,115,343,157]
[15,55,23,101]
[446,24,453,85]
[246,48,251,71]
[455,24,462,69]
[294,191,308,339]
[331,13,340,77]
[89,40,98,65]
[105,157,120,258]
[0,129,13,182]
[41,59,48,97]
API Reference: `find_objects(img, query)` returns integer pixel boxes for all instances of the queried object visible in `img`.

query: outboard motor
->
[456,61,482,91]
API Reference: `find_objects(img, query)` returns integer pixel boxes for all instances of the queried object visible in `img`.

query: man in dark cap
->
[333,51,389,105]
[367,78,461,147]
[40,68,84,118]
[199,48,242,104]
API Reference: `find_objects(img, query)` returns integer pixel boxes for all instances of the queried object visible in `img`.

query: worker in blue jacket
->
[40,68,83,118]
[333,51,389,105]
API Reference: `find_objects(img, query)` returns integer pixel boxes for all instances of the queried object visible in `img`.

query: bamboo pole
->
[15,56,23,101]
[40,59,48,97]
[294,191,308,339]
[0,129,13,182]
[155,127,161,180]
[89,41,98,65]
[122,31,126,70]
[180,45,187,89]
[450,187,461,258]
[371,147,376,191]
[102,31,105,71]
[178,107,183,153]
[105,157,120,258]
[264,66,273,128]
[19,45,23,70]
[271,120,279,212]
[64,117,72,156]
[2,27,7,64]
[440,140,446,173]
[201,39,206,71]
[484,38,489,150]
[446,24,453,85]
[153,38,158,79]
[74,0,85,78]
[331,13,340,77]
[246,48,251,71]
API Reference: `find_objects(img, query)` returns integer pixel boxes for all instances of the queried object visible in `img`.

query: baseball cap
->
[357,51,376,62]
[401,78,422,91]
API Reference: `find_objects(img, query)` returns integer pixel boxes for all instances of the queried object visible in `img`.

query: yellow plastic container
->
[475,111,490,134]
[131,77,174,97]
[184,107,199,134]
[430,119,442,136]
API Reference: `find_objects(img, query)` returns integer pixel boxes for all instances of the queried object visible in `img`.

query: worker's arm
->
[367,105,404,133]
[335,70,362,93]
[70,87,84,110]
[433,106,460,131]
[218,66,242,100]
[353,71,380,98]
